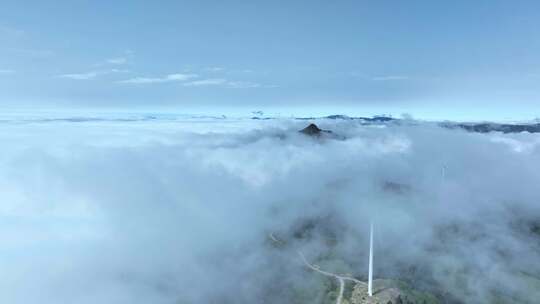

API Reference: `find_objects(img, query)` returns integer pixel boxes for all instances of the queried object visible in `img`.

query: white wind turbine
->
[368,221,374,297]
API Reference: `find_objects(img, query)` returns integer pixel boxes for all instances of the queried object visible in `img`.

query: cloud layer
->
[1,116,539,303]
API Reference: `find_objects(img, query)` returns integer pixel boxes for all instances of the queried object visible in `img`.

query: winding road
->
[297,250,367,304]
[269,233,366,304]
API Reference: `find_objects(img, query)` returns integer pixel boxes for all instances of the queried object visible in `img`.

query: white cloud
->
[58,72,99,80]
[371,75,409,81]
[226,81,263,89]
[183,78,227,87]
[183,78,275,88]
[0,118,539,303]
[106,57,128,65]
[118,73,197,84]
[204,67,224,72]
[57,69,129,80]
[108,69,130,73]
[166,73,196,81]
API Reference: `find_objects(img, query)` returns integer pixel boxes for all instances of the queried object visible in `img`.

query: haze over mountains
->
[3,112,540,134]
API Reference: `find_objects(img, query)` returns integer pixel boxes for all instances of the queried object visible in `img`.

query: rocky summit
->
[300,123,332,136]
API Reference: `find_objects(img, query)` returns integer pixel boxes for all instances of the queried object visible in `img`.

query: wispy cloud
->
[183,78,227,86]
[117,70,273,88]
[371,75,409,81]
[227,81,271,89]
[57,69,129,80]
[106,57,128,65]
[183,78,275,89]
[204,67,225,72]
[118,73,197,84]
[58,72,99,80]
[0,69,15,74]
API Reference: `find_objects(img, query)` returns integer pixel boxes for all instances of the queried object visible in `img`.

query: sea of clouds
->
[1,114,539,303]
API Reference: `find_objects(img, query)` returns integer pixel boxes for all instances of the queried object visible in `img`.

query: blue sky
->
[1,0,539,120]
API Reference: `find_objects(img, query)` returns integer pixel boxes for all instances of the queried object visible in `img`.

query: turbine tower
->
[368,222,373,297]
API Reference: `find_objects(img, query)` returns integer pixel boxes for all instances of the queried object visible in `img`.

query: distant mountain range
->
[289,115,540,134]
[441,122,540,133]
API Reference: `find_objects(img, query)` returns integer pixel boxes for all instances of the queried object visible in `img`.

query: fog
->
[1,115,539,303]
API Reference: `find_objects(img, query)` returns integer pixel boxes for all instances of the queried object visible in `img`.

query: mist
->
[1,115,539,303]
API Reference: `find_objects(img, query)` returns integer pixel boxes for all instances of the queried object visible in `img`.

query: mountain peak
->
[299,123,333,137]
